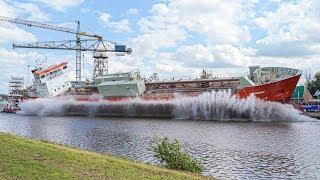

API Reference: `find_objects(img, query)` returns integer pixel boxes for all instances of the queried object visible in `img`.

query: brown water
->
[0,113,319,179]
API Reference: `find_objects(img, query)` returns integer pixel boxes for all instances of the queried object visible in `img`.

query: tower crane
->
[0,16,132,82]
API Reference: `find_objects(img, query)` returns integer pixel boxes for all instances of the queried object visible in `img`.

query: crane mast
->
[76,21,81,82]
[0,16,131,82]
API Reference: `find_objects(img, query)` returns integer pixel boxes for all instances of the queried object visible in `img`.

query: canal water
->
[0,113,319,179]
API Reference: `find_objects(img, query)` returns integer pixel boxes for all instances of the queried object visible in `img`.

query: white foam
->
[18,91,312,121]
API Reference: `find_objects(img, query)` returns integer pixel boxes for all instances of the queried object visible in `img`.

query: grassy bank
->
[0,133,210,179]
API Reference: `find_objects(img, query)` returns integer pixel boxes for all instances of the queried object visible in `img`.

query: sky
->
[0,0,319,93]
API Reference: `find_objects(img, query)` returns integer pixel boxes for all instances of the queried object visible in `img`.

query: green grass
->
[0,133,211,179]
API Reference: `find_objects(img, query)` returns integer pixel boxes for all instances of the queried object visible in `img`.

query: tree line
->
[305,71,320,98]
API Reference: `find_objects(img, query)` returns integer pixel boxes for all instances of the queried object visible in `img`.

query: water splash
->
[172,91,306,121]
[18,91,311,121]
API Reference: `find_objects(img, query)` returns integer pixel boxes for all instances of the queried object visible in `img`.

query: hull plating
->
[236,74,301,102]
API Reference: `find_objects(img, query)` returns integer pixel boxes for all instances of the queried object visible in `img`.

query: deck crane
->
[0,16,132,82]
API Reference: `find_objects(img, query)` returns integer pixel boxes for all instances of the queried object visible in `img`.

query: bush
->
[152,137,203,173]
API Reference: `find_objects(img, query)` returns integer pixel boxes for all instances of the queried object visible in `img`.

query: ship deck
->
[145,77,240,94]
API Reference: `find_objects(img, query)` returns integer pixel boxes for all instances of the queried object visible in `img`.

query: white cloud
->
[176,44,214,68]
[12,1,49,21]
[35,0,85,11]
[210,44,252,67]
[254,0,320,57]
[0,1,48,43]
[0,22,37,43]
[131,26,186,50]
[128,0,254,75]
[175,44,252,69]
[0,0,19,17]
[113,25,188,75]
[1,0,319,92]
[89,0,255,83]
[80,7,90,14]
[139,0,252,45]
[98,12,132,33]
[126,8,139,16]
[152,52,184,74]
[0,48,44,93]
[0,1,47,20]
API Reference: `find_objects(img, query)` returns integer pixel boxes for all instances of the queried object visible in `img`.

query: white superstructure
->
[9,76,24,96]
[31,62,72,97]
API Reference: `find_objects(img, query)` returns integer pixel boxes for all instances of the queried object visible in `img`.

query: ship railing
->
[146,87,236,94]
[150,73,246,83]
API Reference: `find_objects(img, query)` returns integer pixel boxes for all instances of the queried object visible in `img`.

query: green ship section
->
[238,66,301,89]
[95,71,146,97]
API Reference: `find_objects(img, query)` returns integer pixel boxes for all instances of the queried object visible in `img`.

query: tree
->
[304,69,312,86]
[306,72,320,97]
[152,137,203,173]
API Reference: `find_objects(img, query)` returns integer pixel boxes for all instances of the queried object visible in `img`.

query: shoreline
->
[0,133,210,179]
[303,112,320,119]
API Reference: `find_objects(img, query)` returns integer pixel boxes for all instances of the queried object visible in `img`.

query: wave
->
[18,91,311,121]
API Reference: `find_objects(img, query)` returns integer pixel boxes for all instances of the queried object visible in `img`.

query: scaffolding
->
[9,76,24,96]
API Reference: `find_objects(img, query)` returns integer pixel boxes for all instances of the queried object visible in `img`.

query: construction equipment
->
[0,16,132,82]
[93,52,108,78]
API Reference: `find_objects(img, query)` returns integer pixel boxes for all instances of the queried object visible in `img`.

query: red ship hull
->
[236,74,301,102]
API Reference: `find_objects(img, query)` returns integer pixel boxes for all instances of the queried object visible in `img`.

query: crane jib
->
[0,15,132,82]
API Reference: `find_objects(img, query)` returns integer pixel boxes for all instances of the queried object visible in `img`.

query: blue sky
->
[0,0,320,93]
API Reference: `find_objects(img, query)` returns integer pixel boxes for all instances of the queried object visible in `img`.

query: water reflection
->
[0,113,319,179]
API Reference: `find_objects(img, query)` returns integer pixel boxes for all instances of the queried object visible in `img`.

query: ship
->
[2,61,76,113]
[64,65,302,103]
[2,62,75,113]
[28,61,73,98]
[2,60,300,105]
[2,61,302,114]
